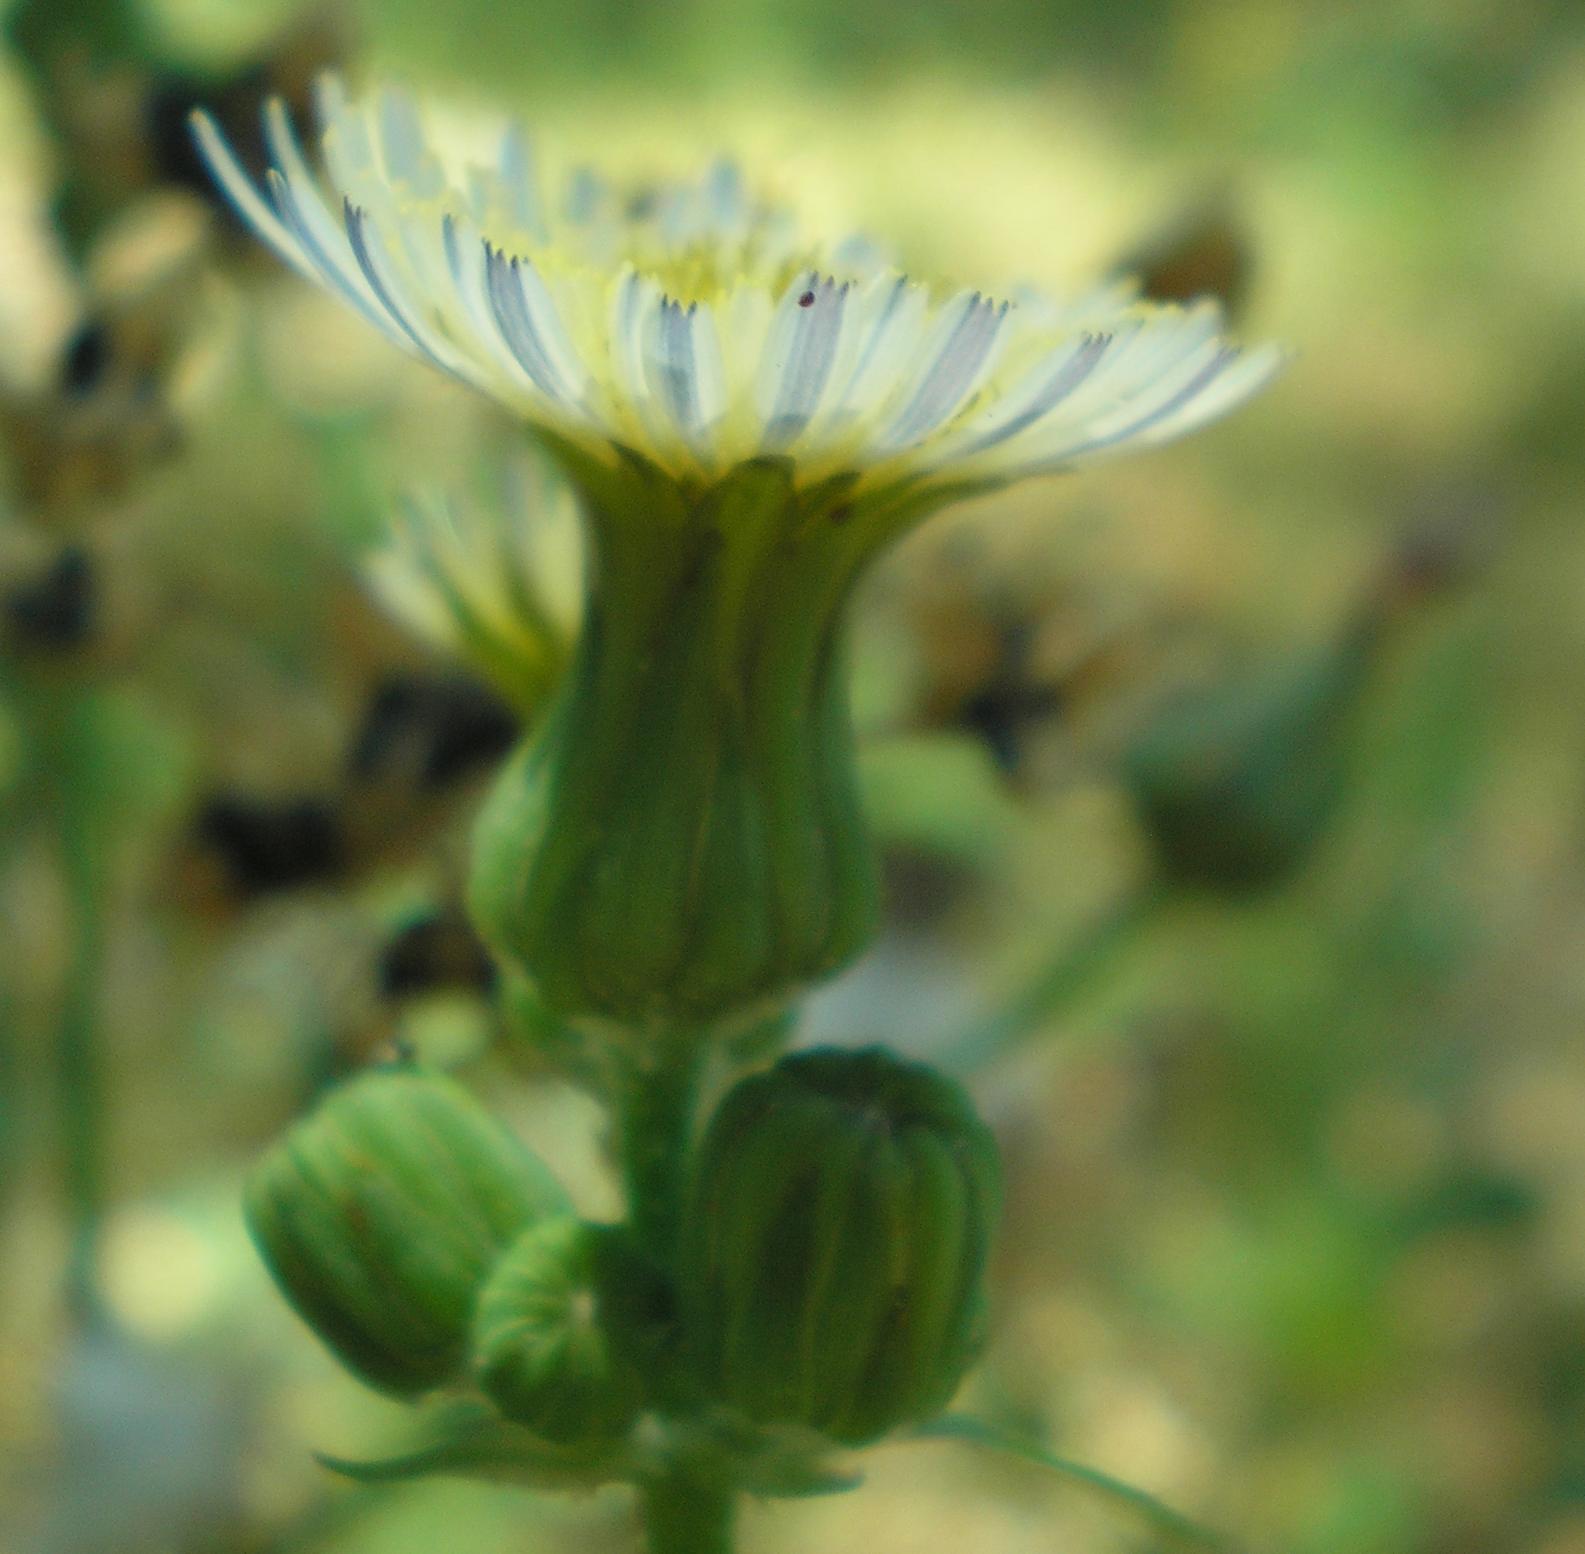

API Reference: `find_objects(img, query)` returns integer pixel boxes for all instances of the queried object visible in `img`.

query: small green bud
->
[472,1217,648,1444]
[1123,622,1376,894]
[245,1068,569,1397]
[679,1046,1002,1445]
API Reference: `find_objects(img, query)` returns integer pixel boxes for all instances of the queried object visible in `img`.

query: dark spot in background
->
[1113,192,1253,321]
[349,673,520,792]
[6,548,97,651]
[882,848,977,932]
[954,620,1065,774]
[147,66,275,211]
[59,321,113,397]
[378,911,497,998]
[196,794,346,896]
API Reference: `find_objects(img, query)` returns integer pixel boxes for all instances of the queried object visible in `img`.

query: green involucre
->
[469,450,967,1030]
[678,1046,1003,1445]
[244,1067,569,1396]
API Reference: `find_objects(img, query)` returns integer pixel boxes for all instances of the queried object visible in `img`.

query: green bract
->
[244,1067,569,1396]
[678,1046,1003,1445]
[471,1216,649,1444]
[470,451,936,1030]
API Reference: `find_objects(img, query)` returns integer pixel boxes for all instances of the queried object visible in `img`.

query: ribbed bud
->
[245,1067,569,1396]
[678,1046,1002,1445]
[1124,618,1377,893]
[469,453,921,1029]
[471,1217,648,1443]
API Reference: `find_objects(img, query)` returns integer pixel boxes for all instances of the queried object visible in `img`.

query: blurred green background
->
[2,1,1583,1552]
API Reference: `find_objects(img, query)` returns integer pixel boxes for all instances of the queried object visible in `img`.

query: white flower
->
[366,459,581,711]
[193,81,1282,495]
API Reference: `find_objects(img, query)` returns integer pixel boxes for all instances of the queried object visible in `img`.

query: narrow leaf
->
[913,1414,1237,1551]
[736,1452,864,1500]
[314,1410,628,1492]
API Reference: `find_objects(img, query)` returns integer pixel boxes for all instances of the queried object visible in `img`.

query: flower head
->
[194,81,1280,496]
[365,461,581,713]
[198,81,1286,1028]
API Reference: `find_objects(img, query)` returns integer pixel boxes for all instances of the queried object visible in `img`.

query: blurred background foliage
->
[1,1,1583,1552]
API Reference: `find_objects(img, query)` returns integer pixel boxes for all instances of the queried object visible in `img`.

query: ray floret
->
[194,81,1283,491]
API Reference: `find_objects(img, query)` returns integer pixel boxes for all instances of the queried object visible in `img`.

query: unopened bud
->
[471,1217,647,1444]
[245,1067,568,1396]
[1124,625,1376,893]
[679,1047,1002,1444]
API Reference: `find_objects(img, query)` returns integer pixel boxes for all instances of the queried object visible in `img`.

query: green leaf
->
[913,1414,1237,1551]
[731,1445,864,1500]
[668,1413,866,1500]
[314,1406,632,1492]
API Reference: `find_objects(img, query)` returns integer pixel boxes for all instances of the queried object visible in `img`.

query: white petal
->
[880,291,1008,448]
[826,274,930,425]
[378,88,437,191]
[265,169,394,335]
[759,275,848,449]
[937,331,1113,463]
[1134,343,1288,444]
[263,100,387,319]
[1035,341,1242,468]
[343,202,471,379]
[188,110,311,275]
[485,248,572,402]
[499,121,548,240]
[648,298,703,435]
[513,261,589,400]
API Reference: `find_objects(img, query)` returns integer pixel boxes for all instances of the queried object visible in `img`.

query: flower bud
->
[245,1067,569,1396]
[471,1217,649,1444]
[1123,621,1376,894]
[679,1046,1002,1445]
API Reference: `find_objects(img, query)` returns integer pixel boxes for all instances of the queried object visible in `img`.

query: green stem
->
[58,819,106,1323]
[19,679,115,1327]
[640,1468,737,1554]
[615,1046,704,1270]
[941,878,1171,1073]
[616,1048,739,1551]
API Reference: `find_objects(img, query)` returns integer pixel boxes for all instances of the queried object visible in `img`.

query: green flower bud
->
[469,452,961,1030]
[471,1217,650,1444]
[1123,618,1377,894]
[245,1067,569,1397]
[679,1046,1002,1445]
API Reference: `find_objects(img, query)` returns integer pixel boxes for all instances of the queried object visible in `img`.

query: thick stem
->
[615,1046,703,1269]
[640,1468,737,1554]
